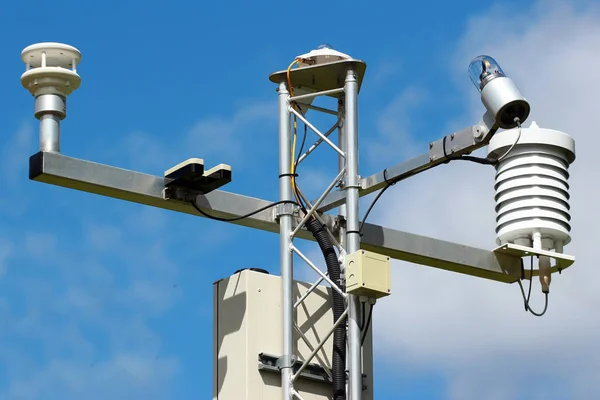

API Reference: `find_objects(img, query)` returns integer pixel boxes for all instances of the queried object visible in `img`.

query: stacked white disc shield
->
[488,122,576,252]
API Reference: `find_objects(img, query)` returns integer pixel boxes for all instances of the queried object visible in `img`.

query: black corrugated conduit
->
[306,218,346,400]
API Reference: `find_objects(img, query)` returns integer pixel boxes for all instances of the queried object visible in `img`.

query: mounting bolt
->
[473,126,484,140]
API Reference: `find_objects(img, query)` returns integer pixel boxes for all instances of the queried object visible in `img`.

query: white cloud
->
[3,353,179,400]
[0,123,34,217]
[85,223,123,251]
[24,232,58,258]
[372,1,600,399]
[366,86,427,164]
[2,122,33,186]
[105,99,276,175]
[0,131,185,398]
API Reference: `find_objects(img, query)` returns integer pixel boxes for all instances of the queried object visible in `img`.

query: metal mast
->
[270,47,371,399]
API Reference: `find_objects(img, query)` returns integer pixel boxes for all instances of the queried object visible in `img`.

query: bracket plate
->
[493,243,575,279]
[258,353,331,384]
[269,59,367,94]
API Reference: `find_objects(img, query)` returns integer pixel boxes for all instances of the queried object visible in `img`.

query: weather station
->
[20,42,576,400]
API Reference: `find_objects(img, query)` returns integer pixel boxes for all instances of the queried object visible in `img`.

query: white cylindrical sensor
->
[481,76,530,129]
[20,42,82,153]
[488,122,576,252]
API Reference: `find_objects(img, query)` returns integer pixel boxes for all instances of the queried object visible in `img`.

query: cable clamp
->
[274,202,297,220]
[343,174,361,189]
[333,216,346,234]
[344,184,362,190]
[276,354,297,370]
[163,186,194,202]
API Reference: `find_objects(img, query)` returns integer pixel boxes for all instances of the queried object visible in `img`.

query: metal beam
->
[315,113,499,212]
[360,222,521,283]
[29,151,320,241]
[29,151,522,283]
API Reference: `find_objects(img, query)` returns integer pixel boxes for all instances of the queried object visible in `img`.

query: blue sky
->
[1,0,599,399]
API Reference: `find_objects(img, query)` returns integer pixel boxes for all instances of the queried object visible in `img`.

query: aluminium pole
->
[278,81,294,400]
[337,98,347,251]
[344,69,363,399]
[337,98,348,397]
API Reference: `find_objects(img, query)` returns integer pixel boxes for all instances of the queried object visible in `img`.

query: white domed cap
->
[21,42,82,68]
[20,42,82,97]
[296,44,352,67]
[488,121,576,164]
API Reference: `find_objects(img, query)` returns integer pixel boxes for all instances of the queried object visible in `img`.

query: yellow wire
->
[286,59,298,98]
[287,59,302,207]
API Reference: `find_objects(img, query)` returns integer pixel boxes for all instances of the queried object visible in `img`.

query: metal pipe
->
[337,98,347,252]
[296,187,343,252]
[293,323,333,380]
[35,94,66,153]
[297,119,340,165]
[291,388,307,400]
[291,307,349,383]
[294,275,326,309]
[289,87,345,102]
[39,114,61,152]
[344,68,363,400]
[298,103,339,116]
[337,98,349,396]
[290,167,346,238]
[291,245,346,298]
[290,107,345,158]
[278,81,295,400]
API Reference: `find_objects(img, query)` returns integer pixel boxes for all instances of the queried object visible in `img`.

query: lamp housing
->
[469,55,530,129]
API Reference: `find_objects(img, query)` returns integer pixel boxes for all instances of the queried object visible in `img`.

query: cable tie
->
[383,169,396,186]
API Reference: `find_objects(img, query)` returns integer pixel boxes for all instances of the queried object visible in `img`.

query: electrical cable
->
[495,118,522,162]
[361,303,374,346]
[294,124,309,214]
[450,155,495,165]
[442,135,494,165]
[305,219,346,400]
[359,118,524,230]
[359,302,366,330]
[359,169,395,234]
[296,123,308,169]
[441,117,522,165]
[516,256,549,317]
[190,199,298,222]
[286,59,305,210]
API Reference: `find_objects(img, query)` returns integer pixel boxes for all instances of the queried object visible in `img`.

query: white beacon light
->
[469,55,530,129]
